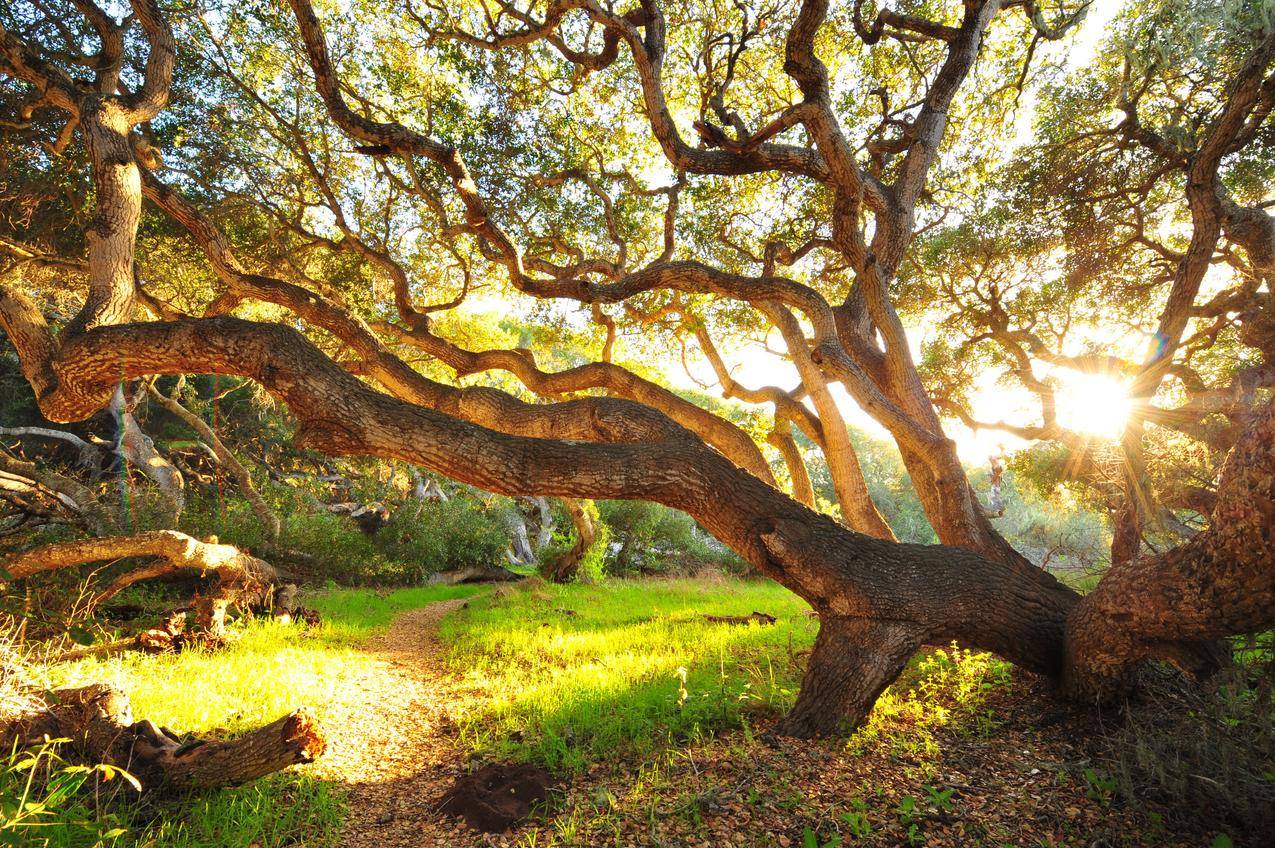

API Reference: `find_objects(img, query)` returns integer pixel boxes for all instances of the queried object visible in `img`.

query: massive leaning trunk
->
[1062,399,1275,699]
[0,299,1080,737]
[6,292,1272,733]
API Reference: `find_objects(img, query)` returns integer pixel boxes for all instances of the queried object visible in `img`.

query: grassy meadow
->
[14,577,1222,847]
[440,578,818,771]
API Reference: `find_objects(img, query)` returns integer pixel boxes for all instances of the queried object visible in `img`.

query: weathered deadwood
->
[2,530,276,600]
[0,452,111,533]
[1,531,278,641]
[326,501,390,533]
[56,612,190,662]
[4,685,324,791]
[704,611,777,625]
[430,564,523,584]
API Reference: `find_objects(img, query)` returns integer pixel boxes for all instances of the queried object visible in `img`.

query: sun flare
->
[1055,373,1132,440]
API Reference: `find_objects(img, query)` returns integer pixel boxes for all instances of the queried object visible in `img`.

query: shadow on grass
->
[436,578,820,772]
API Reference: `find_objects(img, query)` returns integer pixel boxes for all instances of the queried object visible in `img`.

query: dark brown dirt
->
[438,762,555,832]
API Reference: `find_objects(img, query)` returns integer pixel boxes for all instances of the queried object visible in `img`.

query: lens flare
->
[1055,373,1132,439]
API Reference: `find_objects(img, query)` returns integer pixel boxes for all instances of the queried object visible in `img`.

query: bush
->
[280,510,392,585]
[179,493,268,552]
[372,498,510,583]
[597,501,745,576]
[181,486,510,585]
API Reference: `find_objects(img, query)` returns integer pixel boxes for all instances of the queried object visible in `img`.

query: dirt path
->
[309,598,480,848]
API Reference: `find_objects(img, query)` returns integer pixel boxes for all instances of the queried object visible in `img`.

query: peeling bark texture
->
[3,685,323,792]
[110,386,184,524]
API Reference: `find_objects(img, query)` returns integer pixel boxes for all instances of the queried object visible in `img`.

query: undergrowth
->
[1105,633,1275,842]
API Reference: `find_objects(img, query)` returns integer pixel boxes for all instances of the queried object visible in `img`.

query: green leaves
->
[66,625,96,647]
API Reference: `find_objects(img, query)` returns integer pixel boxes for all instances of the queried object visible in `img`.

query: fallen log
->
[4,684,324,791]
[1,530,278,640]
[703,611,777,626]
[430,564,522,584]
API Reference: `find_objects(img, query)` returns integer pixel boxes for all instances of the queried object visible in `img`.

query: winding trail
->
[308,598,480,847]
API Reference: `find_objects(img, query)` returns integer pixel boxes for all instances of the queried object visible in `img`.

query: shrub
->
[278,510,393,585]
[373,498,509,582]
[183,487,510,585]
[597,501,745,576]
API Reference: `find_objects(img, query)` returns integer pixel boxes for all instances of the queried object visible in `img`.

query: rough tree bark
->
[1,0,1271,740]
[1063,398,1275,700]
[779,616,925,737]
[3,685,323,791]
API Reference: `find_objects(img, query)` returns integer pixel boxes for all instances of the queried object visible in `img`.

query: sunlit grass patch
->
[440,578,817,771]
[306,582,485,643]
[849,644,1014,773]
[37,583,481,734]
[126,773,344,848]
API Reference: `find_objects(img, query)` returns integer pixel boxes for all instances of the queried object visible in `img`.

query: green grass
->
[307,582,485,642]
[440,577,817,771]
[29,583,482,848]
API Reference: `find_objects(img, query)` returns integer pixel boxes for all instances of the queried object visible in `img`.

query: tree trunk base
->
[776,615,924,739]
